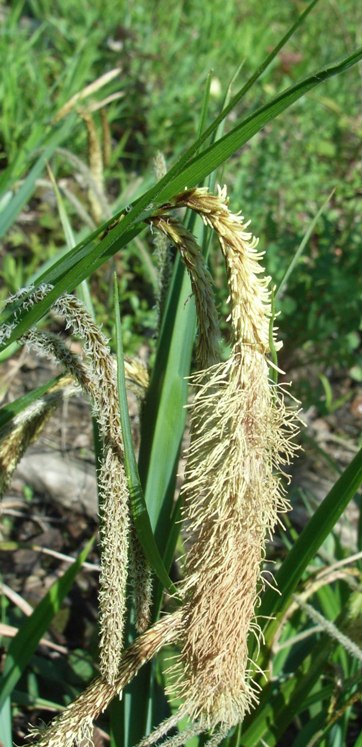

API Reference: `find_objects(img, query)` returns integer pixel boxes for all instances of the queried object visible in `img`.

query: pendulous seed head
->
[17,293,132,686]
[156,186,300,731]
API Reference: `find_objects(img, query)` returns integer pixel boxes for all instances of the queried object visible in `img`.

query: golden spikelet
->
[53,67,121,123]
[124,355,149,396]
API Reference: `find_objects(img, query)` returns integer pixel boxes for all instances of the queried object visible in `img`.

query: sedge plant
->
[1,185,301,747]
[1,4,362,746]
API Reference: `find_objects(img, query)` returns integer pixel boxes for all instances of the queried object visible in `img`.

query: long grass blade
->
[0,118,74,239]
[189,0,320,156]
[0,697,12,747]
[47,165,95,317]
[276,189,335,300]
[138,259,195,540]
[155,47,362,201]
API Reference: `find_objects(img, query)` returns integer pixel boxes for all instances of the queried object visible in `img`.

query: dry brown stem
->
[29,612,182,746]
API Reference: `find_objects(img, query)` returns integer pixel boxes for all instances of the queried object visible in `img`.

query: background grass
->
[1,0,361,378]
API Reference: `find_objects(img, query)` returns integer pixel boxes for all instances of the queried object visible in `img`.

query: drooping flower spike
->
[1,288,151,685]
[156,187,300,730]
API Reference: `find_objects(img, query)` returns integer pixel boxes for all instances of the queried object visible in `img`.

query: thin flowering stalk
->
[51,294,120,444]
[19,291,132,684]
[135,710,189,747]
[150,215,221,367]
[28,612,182,747]
[20,324,130,685]
[204,729,231,747]
[1,288,152,681]
[97,444,130,683]
[51,295,152,650]
[155,725,203,747]
[294,595,362,665]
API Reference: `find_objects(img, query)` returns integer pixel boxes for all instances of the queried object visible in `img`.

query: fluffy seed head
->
[157,186,300,730]
[169,186,280,353]
[172,352,298,728]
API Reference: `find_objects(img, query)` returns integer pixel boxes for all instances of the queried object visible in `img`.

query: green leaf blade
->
[261,447,362,644]
[113,277,177,596]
